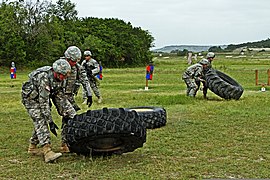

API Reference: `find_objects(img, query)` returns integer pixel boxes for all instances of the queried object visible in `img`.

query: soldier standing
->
[58,46,93,153]
[21,59,74,163]
[61,46,92,111]
[182,59,210,97]
[81,50,102,104]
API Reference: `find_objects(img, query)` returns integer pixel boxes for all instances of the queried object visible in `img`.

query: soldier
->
[182,59,210,97]
[81,50,102,104]
[200,52,215,98]
[205,52,215,67]
[62,46,92,111]
[58,46,93,152]
[21,59,75,163]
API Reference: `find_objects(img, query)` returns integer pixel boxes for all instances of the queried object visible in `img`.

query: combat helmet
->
[52,59,71,75]
[206,52,215,58]
[84,50,92,56]
[199,59,210,65]
[64,46,82,62]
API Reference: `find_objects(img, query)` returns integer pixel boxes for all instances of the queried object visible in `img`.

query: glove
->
[49,121,59,137]
[73,104,81,111]
[87,96,93,107]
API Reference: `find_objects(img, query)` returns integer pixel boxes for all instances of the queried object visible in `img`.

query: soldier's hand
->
[49,121,59,137]
[87,96,93,107]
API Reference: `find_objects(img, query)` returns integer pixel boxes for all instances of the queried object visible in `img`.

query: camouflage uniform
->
[196,58,211,97]
[21,65,75,146]
[59,46,92,146]
[81,58,101,99]
[182,63,204,97]
[60,57,92,111]
[200,52,215,97]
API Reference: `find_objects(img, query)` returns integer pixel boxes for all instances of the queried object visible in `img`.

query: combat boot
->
[60,143,70,153]
[97,97,102,104]
[43,144,62,163]
[28,143,42,155]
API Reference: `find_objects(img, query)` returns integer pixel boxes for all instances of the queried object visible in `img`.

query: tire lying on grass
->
[205,69,244,100]
[63,108,146,156]
[125,107,167,129]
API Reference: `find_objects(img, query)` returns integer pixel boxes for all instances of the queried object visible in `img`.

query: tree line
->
[225,38,270,51]
[0,0,154,68]
[208,38,270,52]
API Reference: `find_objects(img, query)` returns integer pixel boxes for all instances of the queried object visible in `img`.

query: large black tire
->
[205,69,244,100]
[63,108,146,156]
[125,107,167,129]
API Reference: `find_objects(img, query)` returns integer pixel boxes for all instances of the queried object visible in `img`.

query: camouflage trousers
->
[183,78,199,97]
[83,76,101,99]
[22,99,51,146]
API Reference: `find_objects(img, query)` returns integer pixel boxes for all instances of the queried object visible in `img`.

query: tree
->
[48,0,77,21]
[0,1,26,66]
[0,0,154,68]
[172,49,188,56]
[208,46,224,52]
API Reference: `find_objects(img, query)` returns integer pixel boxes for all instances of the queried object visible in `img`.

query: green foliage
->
[0,0,154,68]
[48,0,78,21]
[226,38,270,51]
[208,46,224,52]
[0,2,26,66]
[171,49,189,56]
[78,17,154,67]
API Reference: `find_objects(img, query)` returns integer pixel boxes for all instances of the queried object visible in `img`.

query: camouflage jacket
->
[81,58,100,76]
[63,58,92,96]
[182,63,204,81]
[21,66,64,123]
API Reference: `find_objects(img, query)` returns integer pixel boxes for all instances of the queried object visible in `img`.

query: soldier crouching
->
[182,59,210,97]
[21,59,76,163]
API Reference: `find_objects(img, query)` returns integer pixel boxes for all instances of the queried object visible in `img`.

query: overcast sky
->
[61,0,270,48]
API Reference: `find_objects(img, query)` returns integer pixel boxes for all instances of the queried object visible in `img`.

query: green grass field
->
[1,53,270,179]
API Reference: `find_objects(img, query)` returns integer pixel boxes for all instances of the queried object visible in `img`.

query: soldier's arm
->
[52,89,76,118]
[194,66,204,81]
[77,64,92,96]
[36,73,53,123]
[91,60,100,75]
[81,60,85,67]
